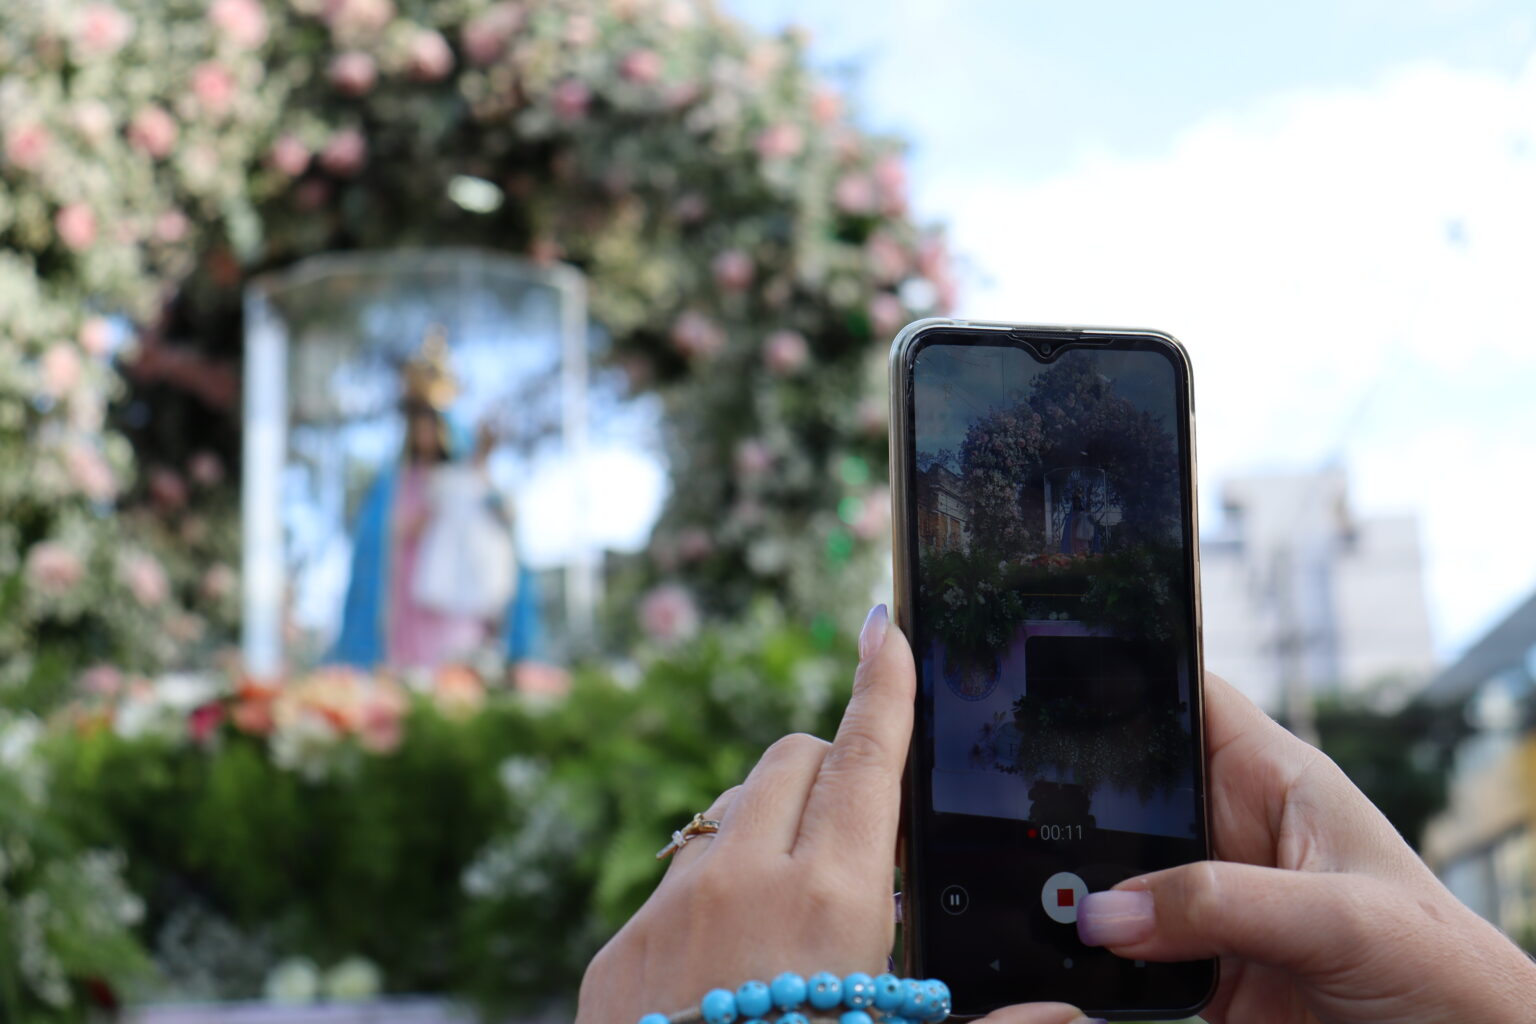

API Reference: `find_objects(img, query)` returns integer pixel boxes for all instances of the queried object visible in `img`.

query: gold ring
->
[656,812,722,860]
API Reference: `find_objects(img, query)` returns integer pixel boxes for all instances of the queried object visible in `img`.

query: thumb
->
[1076,861,1382,978]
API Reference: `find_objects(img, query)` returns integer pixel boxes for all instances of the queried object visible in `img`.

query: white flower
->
[496,756,546,799]
[264,957,321,1005]
[323,956,382,1002]
[268,712,341,781]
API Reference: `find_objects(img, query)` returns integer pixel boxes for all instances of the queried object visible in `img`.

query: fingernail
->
[859,603,889,662]
[1077,889,1154,947]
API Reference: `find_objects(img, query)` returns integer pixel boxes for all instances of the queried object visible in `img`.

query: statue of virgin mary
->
[328,328,542,670]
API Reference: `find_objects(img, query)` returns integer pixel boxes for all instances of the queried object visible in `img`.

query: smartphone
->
[889,319,1216,1020]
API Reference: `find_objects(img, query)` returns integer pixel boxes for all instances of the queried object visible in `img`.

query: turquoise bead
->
[899,978,929,1019]
[840,1012,874,1024]
[885,1018,915,1024]
[770,972,808,1009]
[637,1015,670,1024]
[807,971,843,1010]
[779,1015,810,1024]
[872,973,905,1012]
[842,972,875,1009]
[735,981,771,1018]
[923,978,951,1020]
[700,987,737,1024]
[742,1020,767,1024]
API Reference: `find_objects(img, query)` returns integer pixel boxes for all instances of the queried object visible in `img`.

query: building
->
[916,464,969,553]
[1199,467,1436,716]
[1420,592,1536,947]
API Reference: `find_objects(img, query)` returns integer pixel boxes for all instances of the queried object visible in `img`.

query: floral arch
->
[1,0,952,694]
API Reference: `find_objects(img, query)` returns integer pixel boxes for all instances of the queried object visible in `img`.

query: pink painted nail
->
[1077,889,1155,947]
[859,603,889,662]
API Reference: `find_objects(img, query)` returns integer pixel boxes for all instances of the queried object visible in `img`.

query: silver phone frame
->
[886,317,1214,1020]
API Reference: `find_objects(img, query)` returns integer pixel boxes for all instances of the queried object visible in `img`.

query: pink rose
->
[72,102,115,147]
[734,438,774,479]
[755,122,804,161]
[191,62,236,117]
[328,51,377,96]
[55,204,97,251]
[319,128,368,176]
[669,311,724,359]
[26,542,85,596]
[551,78,590,120]
[121,552,169,607]
[810,88,841,125]
[638,583,700,644]
[4,122,50,171]
[671,192,707,223]
[852,486,891,540]
[322,0,395,42]
[201,563,237,601]
[619,48,662,84]
[79,664,124,697]
[267,134,310,176]
[39,342,82,399]
[209,0,268,49]
[189,450,225,486]
[154,209,190,243]
[869,292,905,337]
[78,317,112,357]
[148,467,188,511]
[356,691,405,753]
[188,701,226,746]
[762,329,809,376]
[74,3,134,57]
[865,232,908,284]
[511,661,572,700]
[407,29,454,81]
[835,173,875,215]
[873,154,907,214]
[64,441,117,502]
[127,105,178,158]
[432,665,485,721]
[711,249,754,291]
[563,13,596,46]
[676,527,714,563]
[461,2,522,65]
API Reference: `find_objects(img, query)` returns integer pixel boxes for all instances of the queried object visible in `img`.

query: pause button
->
[939,884,970,915]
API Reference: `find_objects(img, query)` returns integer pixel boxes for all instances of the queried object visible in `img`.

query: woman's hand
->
[986,672,1536,1024]
[575,605,911,1023]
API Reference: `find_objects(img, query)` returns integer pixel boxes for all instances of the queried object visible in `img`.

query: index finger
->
[794,605,916,862]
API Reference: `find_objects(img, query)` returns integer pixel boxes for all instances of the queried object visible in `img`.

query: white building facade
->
[1199,467,1437,715]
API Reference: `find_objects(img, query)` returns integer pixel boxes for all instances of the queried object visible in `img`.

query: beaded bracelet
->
[636,971,951,1024]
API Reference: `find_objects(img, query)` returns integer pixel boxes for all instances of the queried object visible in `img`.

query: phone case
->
[887,318,1214,1021]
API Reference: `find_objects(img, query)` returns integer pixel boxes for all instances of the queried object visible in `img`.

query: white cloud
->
[937,56,1536,656]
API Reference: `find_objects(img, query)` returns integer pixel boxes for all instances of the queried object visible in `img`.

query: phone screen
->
[901,331,1214,1017]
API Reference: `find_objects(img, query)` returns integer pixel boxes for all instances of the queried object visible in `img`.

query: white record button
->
[1041,871,1088,925]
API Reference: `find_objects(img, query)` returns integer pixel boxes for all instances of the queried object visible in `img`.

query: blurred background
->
[0,0,1532,1020]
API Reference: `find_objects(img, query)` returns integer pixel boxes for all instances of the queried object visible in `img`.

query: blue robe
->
[328,466,542,669]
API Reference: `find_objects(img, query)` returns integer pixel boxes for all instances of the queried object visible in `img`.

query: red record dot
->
[1028,828,1038,838]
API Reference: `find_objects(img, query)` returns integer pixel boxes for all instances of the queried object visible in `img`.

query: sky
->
[734,0,1536,661]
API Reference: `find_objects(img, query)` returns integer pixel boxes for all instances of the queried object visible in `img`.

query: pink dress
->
[386,465,487,668]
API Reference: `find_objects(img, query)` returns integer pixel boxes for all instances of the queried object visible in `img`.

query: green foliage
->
[1311,690,1472,851]
[39,617,852,1015]
[0,716,150,1024]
